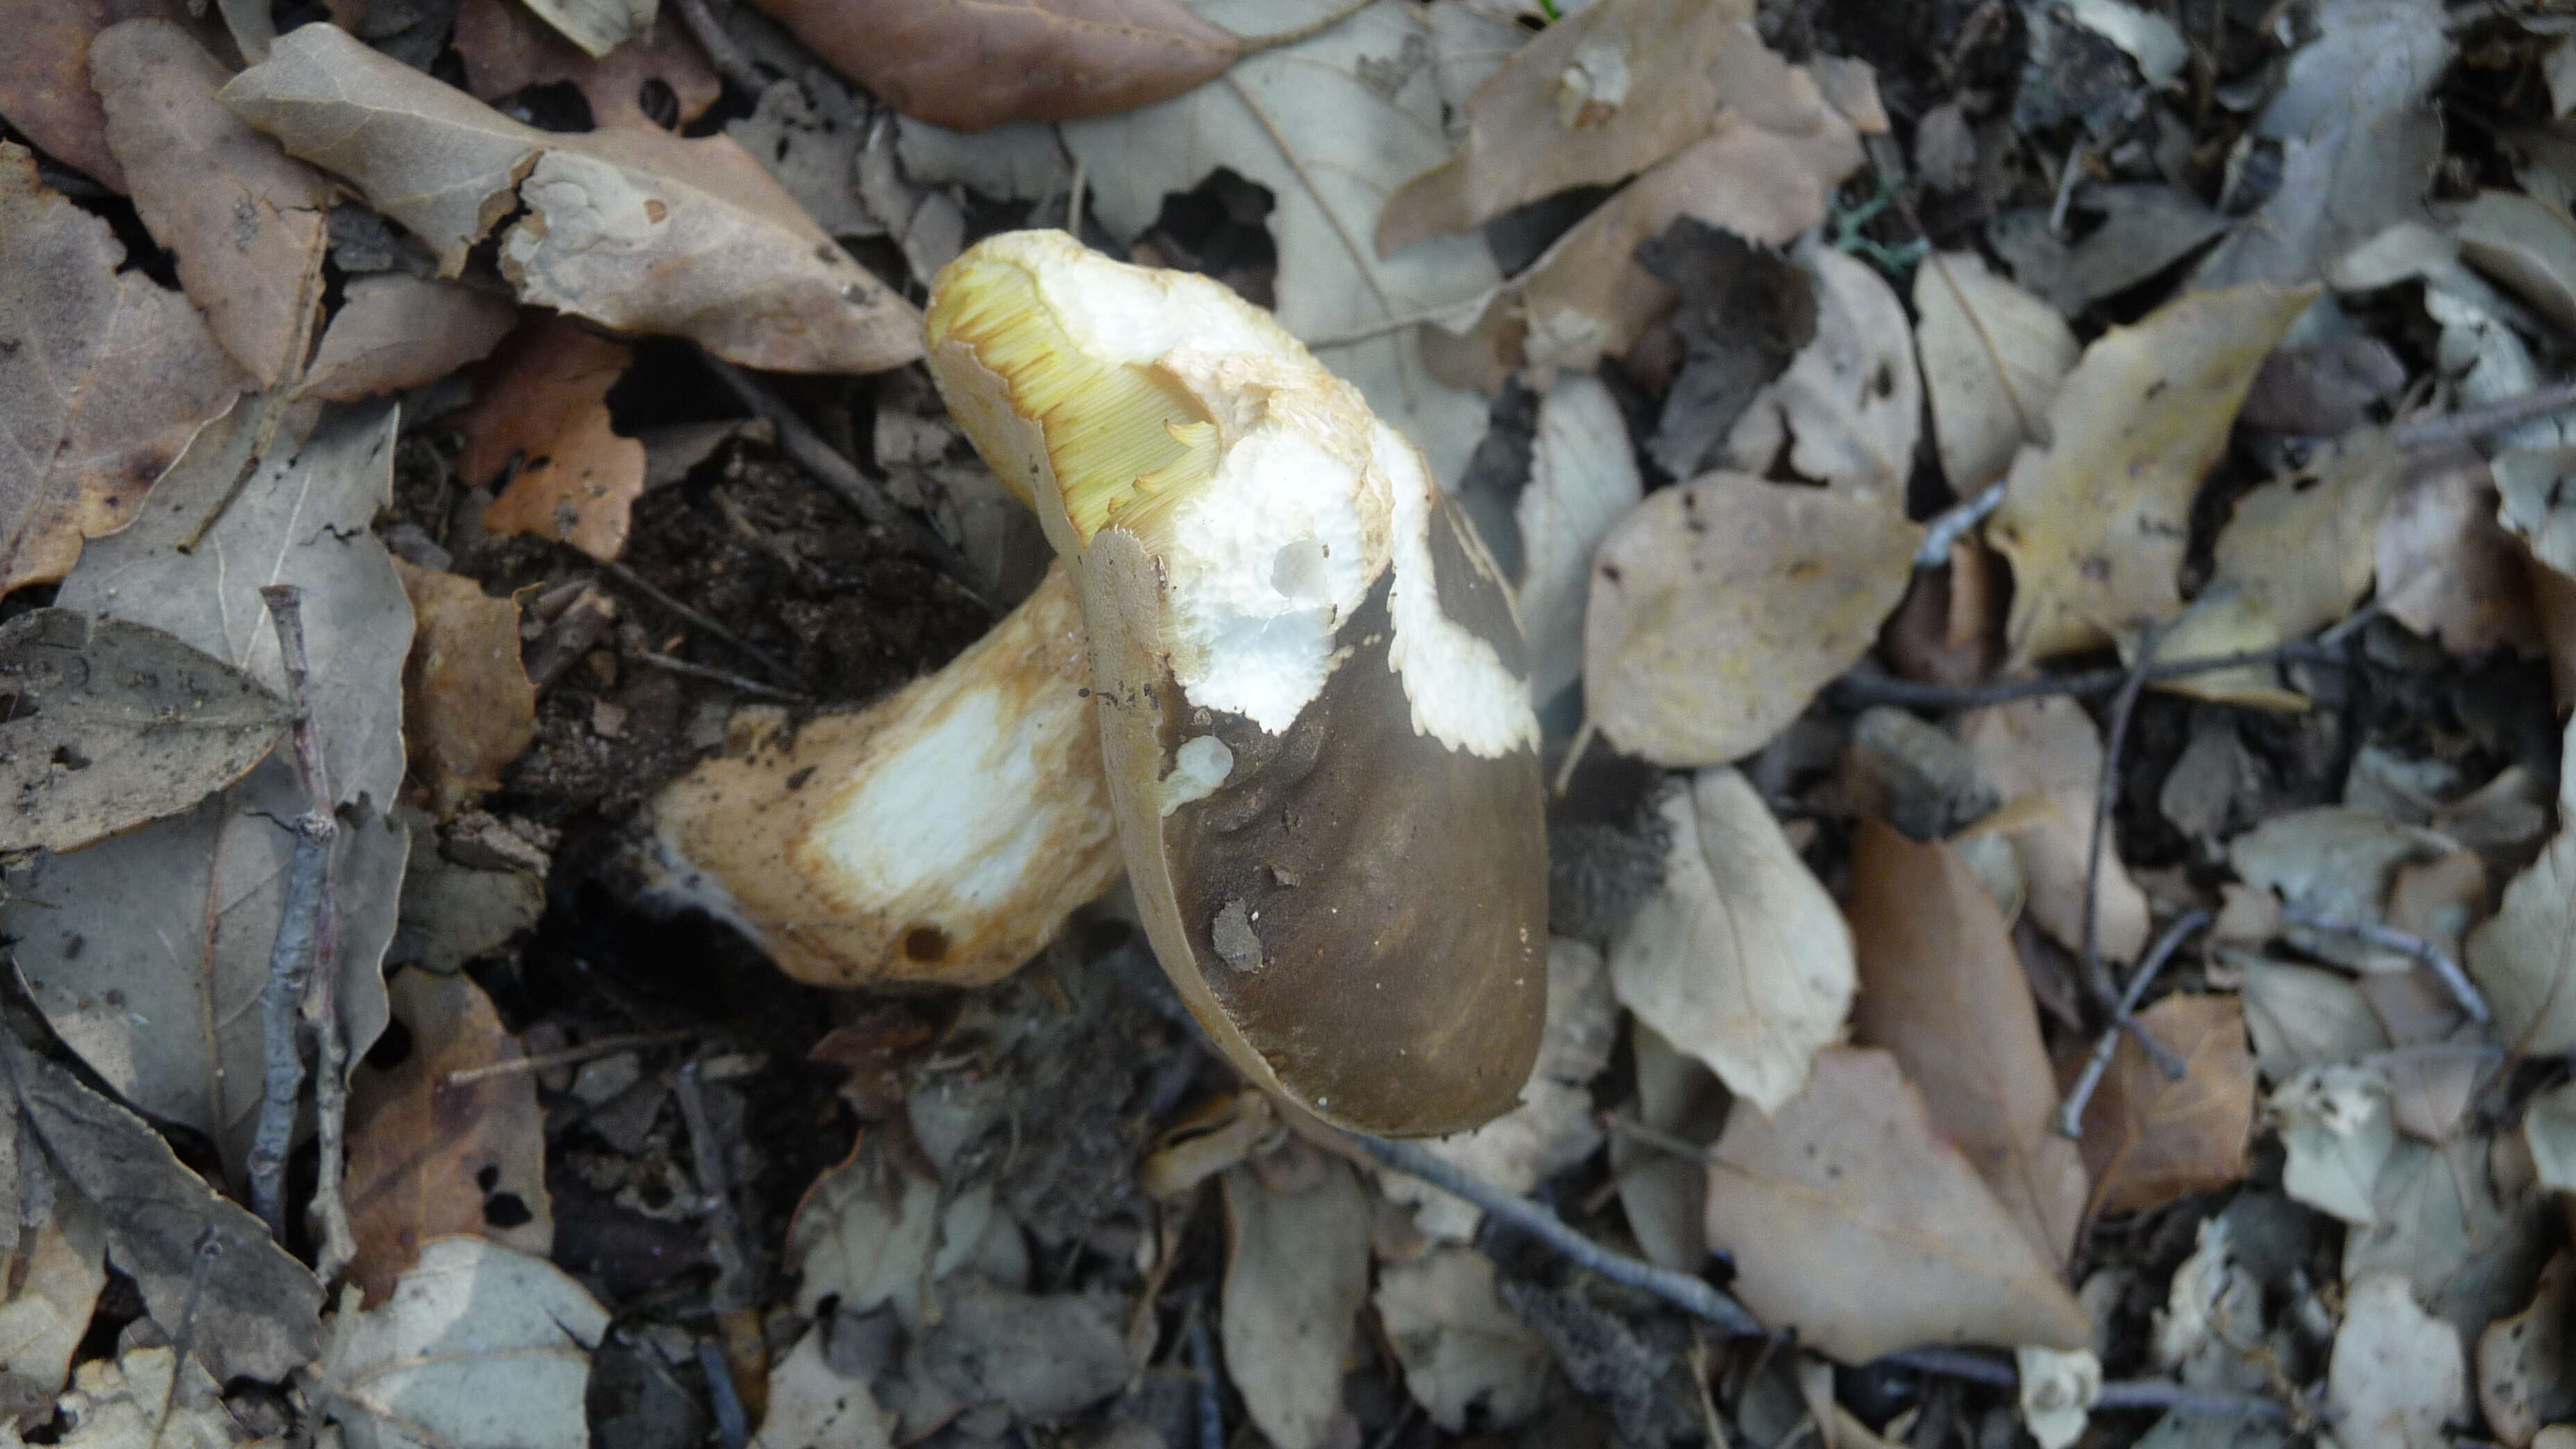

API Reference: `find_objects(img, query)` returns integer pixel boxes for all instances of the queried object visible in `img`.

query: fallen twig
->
[1832,640,2344,711]
[1350,1133,1765,1337]
[1879,1346,2291,1421]
[634,650,815,705]
[1915,481,2006,568]
[442,1027,697,1089]
[697,1336,752,1449]
[2057,909,2212,1137]
[1187,1299,1223,1449]
[595,556,800,686]
[2389,379,2576,452]
[675,1059,759,1312]
[2280,906,2491,1024]
[2082,625,2163,1015]
[246,586,338,1237]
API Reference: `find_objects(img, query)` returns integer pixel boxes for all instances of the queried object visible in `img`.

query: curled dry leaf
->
[393,561,536,815]
[1378,0,1749,253]
[1702,1046,2093,1362]
[0,142,248,595]
[2477,1249,2573,1448]
[647,564,1121,988]
[1639,219,1815,480]
[1988,282,2313,663]
[1913,251,2078,495]
[92,20,332,389]
[451,319,646,561]
[1584,472,1919,767]
[1958,696,2152,965]
[0,609,287,854]
[2329,1272,2467,1449]
[450,0,718,132]
[1223,1159,1371,1449]
[2078,994,2257,1217]
[1434,39,1862,382]
[1847,820,2087,1264]
[751,0,1240,132]
[300,276,519,403]
[1725,241,1922,501]
[316,1237,609,1449]
[1610,769,1854,1113]
[221,24,920,373]
[1516,373,1645,704]
[345,969,554,1307]
[1374,1247,1552,1432]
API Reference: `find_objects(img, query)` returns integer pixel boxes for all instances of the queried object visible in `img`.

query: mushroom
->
[649,232,1548,1137]
[923,231,1546,1136]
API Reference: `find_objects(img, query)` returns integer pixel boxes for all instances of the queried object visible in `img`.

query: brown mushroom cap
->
[924,230,1547,1135]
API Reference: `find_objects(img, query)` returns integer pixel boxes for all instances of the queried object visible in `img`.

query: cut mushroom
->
[644,562,1122,988]
[924,230,1548,1137]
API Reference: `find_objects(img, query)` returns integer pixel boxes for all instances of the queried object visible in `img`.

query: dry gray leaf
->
[730,78,877,241]
[1913,251,2078,495]
[1374,1248,1551,1432]
[220,24,920,375]
[1223,1159,1369,1449]
[2457,189,2576,341]
[316,1236,608,1449]
[1063,0,1501,482]
[0,1191,105,1396]
[1611,769,1854,1112]
[2270,1065,2396,1223]
[756,1325,896,1449]
[1611,1022,1726,1272]
[2528,1078,2576,1193]
[915,1276,1130,1423]
[3,404,411,1176]
[299,276,518,403]
[51,1345,243,1449]
[2467,716,2576,1053]
[0,609,287,854]
[2328,1273,2466,1449]
[2237,955,2390,1081]
[2232,806,2439,970]
[1725,240,1922,502]
[1,1033,322,1385]
[1516,373,1643,704]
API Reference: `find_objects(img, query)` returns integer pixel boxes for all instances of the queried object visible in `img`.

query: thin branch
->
[1188,1301,1225,1449]
[2083,626,2161,1015]
[594,557,802,686]
[2280,907,2491,1024]
[697,1337,752,1449]
[1915,482,2006,568]
[634,650,815,704]
[247,587,337,1237]
[2390,380,2576,452]
[1833,640,2344,711]
[2058,909,2212,1137]
[667,0,768,99]
[1876,1348,2290,1421]
[1350,1132,1765,1337]
[675,1060,759,1311]
[443,1028,697,1088]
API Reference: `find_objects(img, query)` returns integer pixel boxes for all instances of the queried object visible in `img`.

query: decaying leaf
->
[2,405,412,1175]
[788,1138,960,1323]
[51,1345,242,1449]
[1374,1248,1552,1432]
[0,142,248,595]
[1516,373,1645,704]
[1223,1158,1370,1449]
[2478,1250,2574,1448]
[0,609,287,854]
[2271,1064,2397,1224]
[300,277,518,403]
[1585,473,1920,766]
[1701,1047,2093,1362]
[1988,283,2313,662]
[1,1033,322,1385]
[0,0,228,191]
[1378,0,1749,253]
[1638,219,1816,480]
[92,20,333,389]
[392,561,536,815]
[346,969,553,1306]
[1064,0,1500,480]
[2078,994,2257,1217]
[1958,697,2153,965]
[0,1192,105,1397]
[1725,241,1922,500]
[450,0,718,132]
[450,317,647,561]
[221,24,921,373]
[1913,251,2078,495]
[1847,821,2087,1264]
[316,1236,609,1449]
[2328,1272,2467,1449]
[756,1325,897,1449]
[1611,769,1852,1113]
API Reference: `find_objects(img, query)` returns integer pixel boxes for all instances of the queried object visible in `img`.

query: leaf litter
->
[9,0,2576,1446]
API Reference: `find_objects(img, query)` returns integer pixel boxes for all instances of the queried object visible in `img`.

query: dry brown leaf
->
[221,24,920,373]
[1585,472,1919,766]
[1702,1046,2093,1363]
[450,0,719,132]
[1431,40,1862,384]
[2376,460,2543,658]
[92,21,331,389]
[1988,283,2314,663]
[0,0,224,191]
[1610,769,1854,1113]
[1847,820,2087,1265]
[1958,697,2153,966]
[449,316,647,561]
[749,0,1243,131]
[393,560,536,815]
[1912,251,2078,496]
[0,142,248,594]
[300,276,519,402]
[2078,994,2256,1217]
[2477,1248,2573,1447]
[345,969,553,1306]
[1223,1157,1369,1449]
[1724,240,1921,501]
[1378,0,1749,253]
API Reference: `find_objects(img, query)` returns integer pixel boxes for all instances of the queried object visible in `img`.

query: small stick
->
[1878,1347,2290,1421]
[150,1230,225,1448]
[2280,907,2491,1024]
[1188,1303,1224,1449]
[2081,627,2161,1010]
[2058,909,2212,1137]
[667,0,768,100]
[697,1337,752,1449]
[1915,482,2006,568]
[1350,1133,1765,1337]
[595,557,800,686]
[1552,717,1597,797]
[675,1060,758,1311]
[704,357,995,613]
[1832,640,2343,711]
[247,586,338,1236]
[635,650,815,704]
[2390,379,2576,452]
[443,1028,698,1088]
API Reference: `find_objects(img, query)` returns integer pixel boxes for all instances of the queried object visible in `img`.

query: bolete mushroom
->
[923,230,1546,1136]
[650,232,1548,1137]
